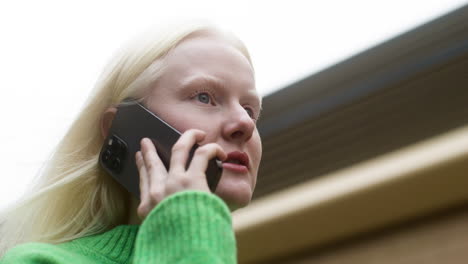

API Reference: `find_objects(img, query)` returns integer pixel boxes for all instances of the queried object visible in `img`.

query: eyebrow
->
[180,75,262,108]
[180,75,226,91]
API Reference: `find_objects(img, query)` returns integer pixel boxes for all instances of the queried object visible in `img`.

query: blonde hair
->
[0,20,253,256]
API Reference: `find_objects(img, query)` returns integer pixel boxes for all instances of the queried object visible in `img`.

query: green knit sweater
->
[0,191,236,263]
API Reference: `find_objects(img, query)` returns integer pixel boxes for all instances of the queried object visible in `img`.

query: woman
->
[0,21,262,263]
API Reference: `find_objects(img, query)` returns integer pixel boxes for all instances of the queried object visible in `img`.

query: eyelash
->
[189,88,260,121]
[190,88,217,105]
[243,106,258,121]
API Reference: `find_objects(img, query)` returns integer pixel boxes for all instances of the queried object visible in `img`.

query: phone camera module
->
[103,149,112,162]
[110,157,122,172]
[102,135,127,173]
[111,138,126,154]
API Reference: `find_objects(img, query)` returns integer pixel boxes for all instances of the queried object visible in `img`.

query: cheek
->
[162,112,216,136]
[250,131,263,171]
[249,133,262,191]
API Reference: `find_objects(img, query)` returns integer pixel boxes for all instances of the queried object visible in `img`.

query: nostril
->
[231,131,244,139]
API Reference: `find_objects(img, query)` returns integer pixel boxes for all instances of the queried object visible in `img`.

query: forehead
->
[159,34,257,95]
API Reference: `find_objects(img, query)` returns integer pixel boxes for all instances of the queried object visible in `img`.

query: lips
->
[225,151,249,167]
[223,151,249,173]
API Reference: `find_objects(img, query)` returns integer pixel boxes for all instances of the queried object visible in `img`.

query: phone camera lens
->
[103,149,112,162]
[111,157,121,172]
[101,135,126,173]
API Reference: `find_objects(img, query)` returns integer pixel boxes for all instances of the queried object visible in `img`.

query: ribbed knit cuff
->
[133,191,236,264]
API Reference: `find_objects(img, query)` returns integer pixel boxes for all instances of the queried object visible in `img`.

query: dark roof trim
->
[258,4,468,138]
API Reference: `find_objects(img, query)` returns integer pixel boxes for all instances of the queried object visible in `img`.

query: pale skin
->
[102,31,262,224]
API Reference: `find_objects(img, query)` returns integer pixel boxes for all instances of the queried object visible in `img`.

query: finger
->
[135,151,150,218]
[141,138,168,184]
[187,143,226,177]
[169,129,206,174]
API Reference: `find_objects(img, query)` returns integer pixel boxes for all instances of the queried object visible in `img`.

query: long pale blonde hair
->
[0,20,253,256]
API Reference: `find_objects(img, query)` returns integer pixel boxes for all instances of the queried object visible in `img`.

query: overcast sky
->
[0,0,466,209]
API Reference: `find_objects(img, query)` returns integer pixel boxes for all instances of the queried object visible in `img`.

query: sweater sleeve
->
[132,191,237,264]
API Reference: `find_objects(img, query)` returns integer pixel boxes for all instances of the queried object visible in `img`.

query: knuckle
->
[206,142,220,149]
[196,143,217,156]
[185,128,197,134]
[178,175,191,187]
[171,141,186,153]
[145,158,159,171]
[149,188,164,201]
[135,153,144,168]
[186,128,202,135]
[195,146,209,156]
[165,183,178,194]
[145,161,154,171]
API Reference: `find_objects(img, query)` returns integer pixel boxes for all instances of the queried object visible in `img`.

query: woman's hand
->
[135,129,226,221]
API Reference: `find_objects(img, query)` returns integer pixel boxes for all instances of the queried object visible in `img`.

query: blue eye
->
[196,92,211,104]
[245,108,253,118]
[244,107,257,120]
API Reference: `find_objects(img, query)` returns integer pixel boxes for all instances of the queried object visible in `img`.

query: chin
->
[215,178,254,211]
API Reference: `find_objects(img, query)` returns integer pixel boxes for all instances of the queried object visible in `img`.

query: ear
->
[101,107,118,139]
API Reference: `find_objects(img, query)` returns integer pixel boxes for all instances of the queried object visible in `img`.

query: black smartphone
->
[99,100,223,199]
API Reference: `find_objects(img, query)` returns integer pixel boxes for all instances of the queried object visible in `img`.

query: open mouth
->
[223,151,249,168]
[225,159,244,165]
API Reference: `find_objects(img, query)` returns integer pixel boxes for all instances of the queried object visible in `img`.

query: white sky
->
[0,0,466,210]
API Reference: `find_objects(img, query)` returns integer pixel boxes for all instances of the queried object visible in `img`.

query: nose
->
[222,104,256,143]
